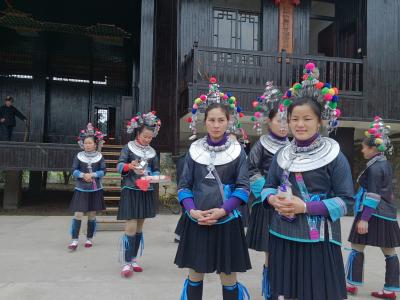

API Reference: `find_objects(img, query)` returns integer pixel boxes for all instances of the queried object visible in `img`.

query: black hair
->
[204,103,230,121]
[362,137,376,148]
[268,108,278,120]
[287,97,322,121]
[5,96,13,102]
[137,124,155,135]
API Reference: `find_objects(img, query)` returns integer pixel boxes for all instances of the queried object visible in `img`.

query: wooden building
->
[1,0,400,208]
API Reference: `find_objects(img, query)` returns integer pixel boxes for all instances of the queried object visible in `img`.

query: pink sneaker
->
[121,264,133,278]
[132,260,143,272]
[68,240,78,251]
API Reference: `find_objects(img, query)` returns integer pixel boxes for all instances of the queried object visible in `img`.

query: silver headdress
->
[186,77,247,141]
[127,111,161,137]
[251,81,284,135]
[77,123,105,151]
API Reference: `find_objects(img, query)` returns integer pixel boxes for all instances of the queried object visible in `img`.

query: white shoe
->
[84,239,93,248]
[121,264,133,278]
[68,240,78,251]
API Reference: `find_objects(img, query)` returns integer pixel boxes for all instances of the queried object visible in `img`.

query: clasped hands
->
[268,194,306,217]
[189,208,227,226]
[82,173,94,183]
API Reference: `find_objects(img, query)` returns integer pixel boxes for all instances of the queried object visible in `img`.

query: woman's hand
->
[83,173,93,182]
[198,208,227,225]
[357,220,369,234]
[129,160,145,175]
[189,209,212,225]
[272,195,306,216]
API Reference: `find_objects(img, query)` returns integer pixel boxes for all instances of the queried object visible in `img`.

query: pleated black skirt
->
[348,214,400,248]
[174,213,185,237]
[269,234,347,300]
[117,188,156,220]
[69,189,105,213]
[246,202,272,252]
[174,214,252,274]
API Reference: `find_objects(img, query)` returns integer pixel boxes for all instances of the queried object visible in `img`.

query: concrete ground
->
[0,215,394,300]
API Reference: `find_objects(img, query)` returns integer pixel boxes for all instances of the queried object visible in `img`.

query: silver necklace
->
[202,137,232,179]
[291,135,323,153]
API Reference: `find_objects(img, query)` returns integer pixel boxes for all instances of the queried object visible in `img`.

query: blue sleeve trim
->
[74,187,103,192]
[372,213,397,222]
[95,171,105,178]
[224,184,234,200]
[261,188,277,202]
[178,188,194,203]
[150,171,160,176]
[250,176,266,199]
[362,194,380,209]
[232,188,249,203]
[322,197,347,222]
[72,170,83,178]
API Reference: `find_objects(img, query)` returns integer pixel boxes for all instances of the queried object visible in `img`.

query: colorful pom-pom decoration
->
[188,77,247,141]
[364,116,393,154]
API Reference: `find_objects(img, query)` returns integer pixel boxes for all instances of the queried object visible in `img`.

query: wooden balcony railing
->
[0,142,79,171]
[184,44,365,120]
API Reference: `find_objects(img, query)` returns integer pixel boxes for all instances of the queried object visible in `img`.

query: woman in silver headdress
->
[116,111,161,278]
[68,123,106,251]
[346,117,400,299]
[246,82,289,300]
[262,63,353,299]
[176,103,251,300]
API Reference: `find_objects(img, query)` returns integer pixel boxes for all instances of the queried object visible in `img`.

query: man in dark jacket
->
[0,96,27,141]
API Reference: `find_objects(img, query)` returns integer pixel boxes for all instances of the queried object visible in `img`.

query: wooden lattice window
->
[213,8,260,51]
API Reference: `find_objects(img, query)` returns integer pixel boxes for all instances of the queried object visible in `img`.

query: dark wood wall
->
[335,0,367,58]
[365,0,400,121]
[0,78,126,144]
[262,0,279,53]
[0,78,31,141]
[180,0,212,62]
[293,0,311,55]
[46,82,125,144]
[180,0,303,58]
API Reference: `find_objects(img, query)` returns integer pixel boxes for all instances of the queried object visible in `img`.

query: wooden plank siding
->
[0,142,79,171]
[292,0,310,54]
[365,0,400,120]
[261,0,279,53]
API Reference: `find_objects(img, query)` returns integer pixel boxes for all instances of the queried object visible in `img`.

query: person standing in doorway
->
[0,96,27,141]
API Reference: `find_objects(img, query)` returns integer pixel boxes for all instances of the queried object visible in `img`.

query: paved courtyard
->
[0,215,394,300]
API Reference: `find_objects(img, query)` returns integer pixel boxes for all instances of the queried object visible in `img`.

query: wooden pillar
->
[278,0,294,53]
[153,0,179,154]
[138,0,155,113]
[3,171,22,209]
[29,171,43,195]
